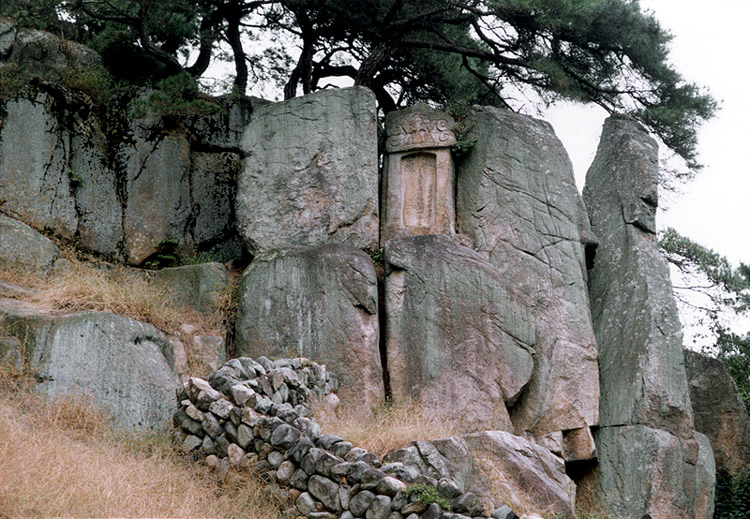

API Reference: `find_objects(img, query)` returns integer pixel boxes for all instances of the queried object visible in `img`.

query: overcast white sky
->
[545,0,750,266]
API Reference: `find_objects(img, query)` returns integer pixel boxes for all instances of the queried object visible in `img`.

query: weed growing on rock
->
[405,484,452,511]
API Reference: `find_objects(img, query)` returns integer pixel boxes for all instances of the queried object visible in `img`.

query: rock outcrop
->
[0,298,180,430]
[581,115,712,518]
[235,244,383,412]
[236,86,379,255]
[685,349,750,476]
[456,107,599,452]
[0,19,258,265]
[384,234,535,431]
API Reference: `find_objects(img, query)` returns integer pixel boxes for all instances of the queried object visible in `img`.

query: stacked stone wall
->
[174,356,526,519]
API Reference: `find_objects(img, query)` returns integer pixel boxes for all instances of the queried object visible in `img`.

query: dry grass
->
[316,399,458,457]
[0,367,281,519]
[0,254,223,336]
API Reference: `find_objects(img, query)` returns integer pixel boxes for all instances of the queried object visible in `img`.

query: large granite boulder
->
[235,244,383,411]
[384,431,576,518]
[456,106,599,443]
[685,349,750,476]
[236,87,379,255]
[583,115,693,436]
[0,88,122,256]
[384,234,535,431]
[0,214,60,273]
[0,299,180,430]
[0,21,101,82]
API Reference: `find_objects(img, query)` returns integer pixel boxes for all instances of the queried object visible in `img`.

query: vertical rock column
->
[380,104,457,244]
[580,115,714,519]
[456,106,599,458]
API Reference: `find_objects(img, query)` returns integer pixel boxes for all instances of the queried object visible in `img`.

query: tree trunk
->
[227,4,248,95]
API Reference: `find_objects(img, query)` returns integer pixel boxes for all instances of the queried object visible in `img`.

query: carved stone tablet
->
[381,105,457,243]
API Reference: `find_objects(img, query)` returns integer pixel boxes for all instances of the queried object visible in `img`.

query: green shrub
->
[715,468,750,519]
[130,72,222,119]
[59,65,117,103]
[404,484,452,511]
[0,64,25,99]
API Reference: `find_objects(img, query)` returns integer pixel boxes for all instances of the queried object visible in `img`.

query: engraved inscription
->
[401,153,437,228]
[386,113,456,152]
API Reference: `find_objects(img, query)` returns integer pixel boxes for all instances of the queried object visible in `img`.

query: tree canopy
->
[2,0,716,172]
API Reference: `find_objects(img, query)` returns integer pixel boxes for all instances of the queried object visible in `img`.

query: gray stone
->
[422,503,443,519]
[315,451,345,477]
[208,398,234,419]
[236,244,383,411]
[189,151,241,250]
[350,490,376,517]
[0,299,180,430]
[271,424,302,449]
[152,262,227,314]
[578,425,705,519]
[685,349,750,476]
[456,106,599,438]
[237,423,254,448]
[202,412,223,439]
[375,476,406,496]
[5,28,100,81]
[182,434,203,452]
[296,492,317,516]
[411,431,575,519]
[0,215,60,272]
[185,94,263,150]
[584,115,693,436]
[291,468,310,491]
[384,234,535,430]
[70,132,122,256]
[491,505,518,519]
[268,450,286,469]
[308,475,342,512]
[366,495,392,519]
[695,432,716,519]
[277,460,296,486]
[236,86,379,255]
